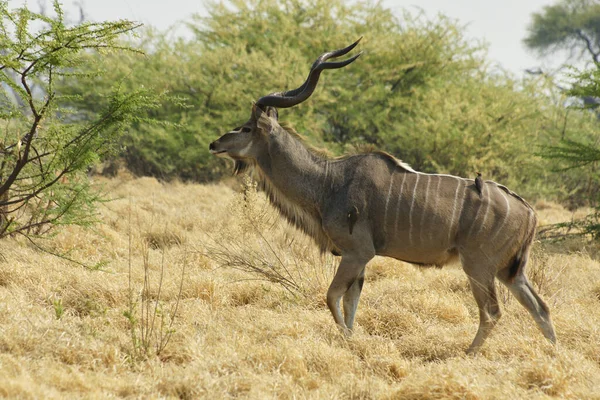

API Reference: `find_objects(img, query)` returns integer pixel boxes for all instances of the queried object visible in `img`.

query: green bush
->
[56,0,600,205]
[0,1,170,239]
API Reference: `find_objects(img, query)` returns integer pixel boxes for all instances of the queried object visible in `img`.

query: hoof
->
[337,325,352,337]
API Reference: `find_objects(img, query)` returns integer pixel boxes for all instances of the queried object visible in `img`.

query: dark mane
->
[278,121,334,159]
[278,121,415,172]
[495,183,537,213]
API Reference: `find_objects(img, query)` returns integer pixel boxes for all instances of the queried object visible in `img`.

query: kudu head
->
[209,38,362,173]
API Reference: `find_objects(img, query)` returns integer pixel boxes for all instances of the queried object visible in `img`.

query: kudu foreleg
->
[343,267,365,330]
[327,256,370,334]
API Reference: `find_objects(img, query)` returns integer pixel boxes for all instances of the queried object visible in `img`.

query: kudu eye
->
[241,127,252,133]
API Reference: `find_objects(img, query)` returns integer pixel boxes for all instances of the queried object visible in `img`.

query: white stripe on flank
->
[383,173,395,235]
[429,176,442,242]
[490,189,511,242]
[447,177,464,245]
[408,173,420,247]
[394,172,408,233]
[324,161,329,186]
[419,175,431,245]
[475,185,491,237]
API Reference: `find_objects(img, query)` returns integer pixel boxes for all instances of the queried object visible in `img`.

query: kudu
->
[209,39,556,353]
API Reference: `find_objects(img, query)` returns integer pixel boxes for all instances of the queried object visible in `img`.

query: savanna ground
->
[1,172,599,399]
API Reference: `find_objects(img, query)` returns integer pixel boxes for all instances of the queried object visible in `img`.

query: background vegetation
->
[524,0,600,232]
[524,0,600,63]
[53,0,599,206]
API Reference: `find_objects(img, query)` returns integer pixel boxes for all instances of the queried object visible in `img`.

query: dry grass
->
[1,173,599,398]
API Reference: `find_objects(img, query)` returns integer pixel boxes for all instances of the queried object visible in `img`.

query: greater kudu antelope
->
[209,39,556,353]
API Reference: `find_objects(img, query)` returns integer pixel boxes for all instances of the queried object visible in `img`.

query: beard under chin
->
[233,159,250,175]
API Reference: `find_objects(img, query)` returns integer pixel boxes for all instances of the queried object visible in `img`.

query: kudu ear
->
[266,107,278,120]
[252,103,278,134]
[251,103,262,120]
[252,103,278,120]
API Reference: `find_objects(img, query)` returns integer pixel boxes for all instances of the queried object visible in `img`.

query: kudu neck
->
[255,129,329,207]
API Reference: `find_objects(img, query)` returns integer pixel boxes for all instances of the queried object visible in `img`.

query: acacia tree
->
[524,0,600,63]
[524,0,600,216]
[0,1,168,239]
[541,66,600,237]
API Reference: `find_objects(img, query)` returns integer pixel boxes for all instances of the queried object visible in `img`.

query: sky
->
[8,0,559,76]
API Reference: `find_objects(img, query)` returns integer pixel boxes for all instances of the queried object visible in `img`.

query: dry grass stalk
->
[203,176,336,298]
[124,197,186,360]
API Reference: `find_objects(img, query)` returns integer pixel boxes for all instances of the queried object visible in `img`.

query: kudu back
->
[209,39,556,353]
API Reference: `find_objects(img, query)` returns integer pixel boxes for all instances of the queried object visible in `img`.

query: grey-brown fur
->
[208,41,556,353]
[347,206,359,235]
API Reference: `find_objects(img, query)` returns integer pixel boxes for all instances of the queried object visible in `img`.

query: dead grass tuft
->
[143,229,186,250]
[0,264,17,287]
[55,281,120,317]
[227,282,269,307]
[592,284,600,302]
[358,308,422,339]
[157,376,200,400]
[182,275,218,302]
[386,359,410,381]
[520,355,576,396]
[393,369,480,400]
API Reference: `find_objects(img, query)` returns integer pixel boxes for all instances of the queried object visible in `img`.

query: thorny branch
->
[575,29,600,63]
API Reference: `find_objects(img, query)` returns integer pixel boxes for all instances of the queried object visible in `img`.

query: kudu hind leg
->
[327,256,370,333]
[463,263,502,354]
[498,273,556,344]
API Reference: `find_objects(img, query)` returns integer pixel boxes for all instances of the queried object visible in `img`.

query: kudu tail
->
[505,209,537,282]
